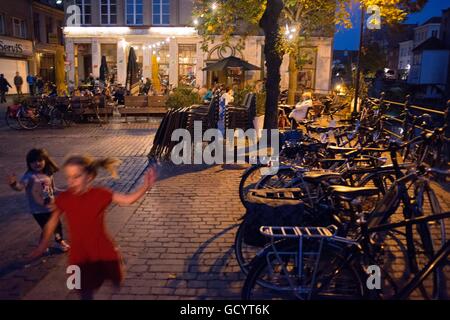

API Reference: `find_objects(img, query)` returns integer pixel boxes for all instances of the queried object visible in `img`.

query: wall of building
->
[398,40,413,70]
[419,50,450,84]
[414,24,441,47]
[280,37,333,94]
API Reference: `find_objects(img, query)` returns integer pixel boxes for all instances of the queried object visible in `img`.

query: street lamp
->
[353,3,365,115]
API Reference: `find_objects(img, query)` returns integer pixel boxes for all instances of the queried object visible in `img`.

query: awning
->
[202,56,260,71]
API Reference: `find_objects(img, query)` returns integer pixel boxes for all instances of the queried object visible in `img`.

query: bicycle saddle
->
[307,125,330,133]
[327,146,356,154]
[329,185,379,198]
[302,172,342,183]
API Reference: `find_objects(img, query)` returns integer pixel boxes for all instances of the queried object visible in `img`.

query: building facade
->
[407,15,450,99]
[413,17,441,48]
[364,23,416,74]
[0,0,34,94]
[32,1,65,85]
[63,0,333,94]
[398,40,413,79]
[0,0,65,94]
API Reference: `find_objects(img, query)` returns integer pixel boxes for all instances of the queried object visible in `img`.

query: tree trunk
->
[259,0,284,130]
[287,53,297,105]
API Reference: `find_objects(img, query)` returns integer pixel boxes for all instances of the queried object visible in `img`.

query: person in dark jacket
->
[0,74,12,103]
[14,72,23,95]
[36,76,44,95]
[27,74,36,96]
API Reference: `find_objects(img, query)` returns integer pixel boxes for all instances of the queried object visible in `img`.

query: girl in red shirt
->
[29,155,157,300]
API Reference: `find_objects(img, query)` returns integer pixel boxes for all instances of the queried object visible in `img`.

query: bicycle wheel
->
[411,182,446,299]
[234,220,265,276]
[5,107,21,130]
[256,167,299,189]
[242,241,367,300]
[17,108,40,130]
[239,164,272,209]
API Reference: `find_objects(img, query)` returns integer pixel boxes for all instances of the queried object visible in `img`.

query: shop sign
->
[0,36,33,57]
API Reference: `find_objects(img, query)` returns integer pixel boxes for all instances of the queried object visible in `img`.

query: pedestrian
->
[36,76,44,96]
[198,85,207,99]
[142,78,152,95]
[218,87,234,136]
[29,155,157,300]
[202,87,213,103]
[0,73,12,103]
[7,148,70,252]
[14,72,23,95]
[27,74,36,96]
[289,91,313,128]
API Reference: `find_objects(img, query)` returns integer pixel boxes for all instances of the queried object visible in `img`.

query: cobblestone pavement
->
[1,97,450,300]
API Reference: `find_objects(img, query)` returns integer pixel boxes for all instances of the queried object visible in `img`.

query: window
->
[46,16,53,43]
[101,0,117,25]
[57,20,63,45]
[13,18,26,38]
[34,13,41,42]
[0,14,5,35]
[75,0,91,25]
[156,44,169,85]
[153,0,170,25]
[431,30,438,38]
[178,44,196,86]
[126,0,143,25]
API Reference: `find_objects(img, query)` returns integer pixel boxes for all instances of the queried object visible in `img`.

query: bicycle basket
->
[242,188,305,247]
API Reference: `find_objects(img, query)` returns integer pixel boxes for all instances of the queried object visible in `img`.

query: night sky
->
[334,0,450,50]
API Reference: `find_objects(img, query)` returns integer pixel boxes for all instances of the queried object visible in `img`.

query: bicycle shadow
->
[382,229,449,299]
[166,224,245,300]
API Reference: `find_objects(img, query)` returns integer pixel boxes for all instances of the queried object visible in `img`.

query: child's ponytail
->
[88,158,121,179]
[64,155,121,179]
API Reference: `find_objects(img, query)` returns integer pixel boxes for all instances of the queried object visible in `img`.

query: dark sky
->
[334,0,450,50]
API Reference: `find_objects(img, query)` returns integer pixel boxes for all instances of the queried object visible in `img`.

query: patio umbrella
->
[99,55,108,82]
[152,54,161,93]
[202,56,260,71]
[126,47,140,95]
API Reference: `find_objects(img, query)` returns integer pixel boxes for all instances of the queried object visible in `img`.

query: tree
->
[193,0,427,129]
[360,42,388,75]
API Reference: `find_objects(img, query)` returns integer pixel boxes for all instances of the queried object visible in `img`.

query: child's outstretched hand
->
[7,173,17,186]
[143,167,157,189]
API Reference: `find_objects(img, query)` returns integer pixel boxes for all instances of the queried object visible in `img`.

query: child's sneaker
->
[56,240,70,252]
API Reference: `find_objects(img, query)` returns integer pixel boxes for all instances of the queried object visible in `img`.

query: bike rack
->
[259,226,334,299]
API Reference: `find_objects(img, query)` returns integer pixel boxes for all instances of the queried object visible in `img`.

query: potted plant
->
[165,86,202,109]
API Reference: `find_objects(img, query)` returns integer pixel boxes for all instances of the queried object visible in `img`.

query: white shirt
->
[289,99,312,121]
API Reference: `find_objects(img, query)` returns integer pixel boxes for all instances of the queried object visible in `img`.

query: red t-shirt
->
[55,187,120,265]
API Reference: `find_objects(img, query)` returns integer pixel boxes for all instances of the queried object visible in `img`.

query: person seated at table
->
[289,91,313,129]
[202,87,213,103]
[73,88,82,97]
